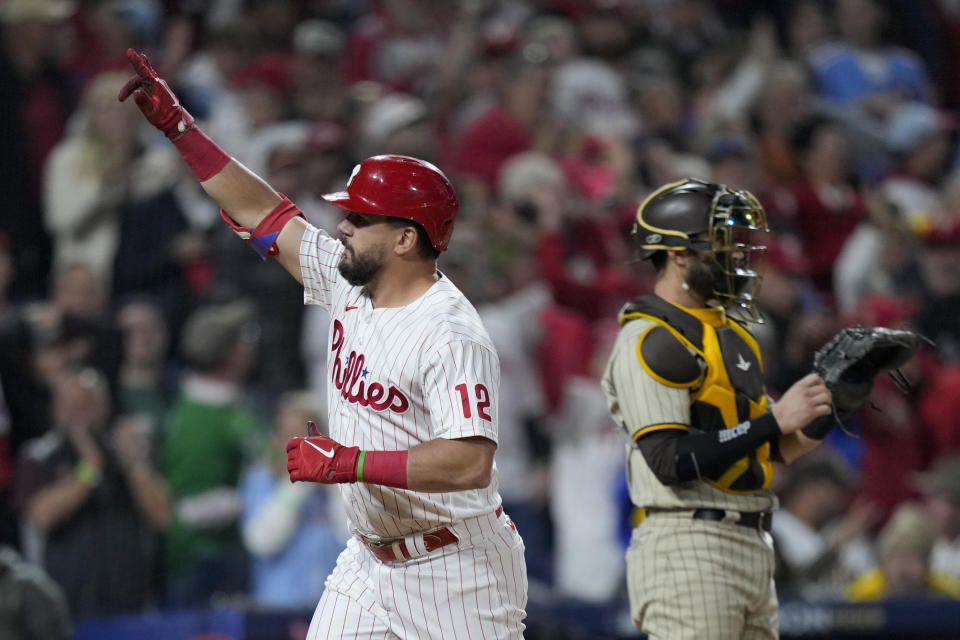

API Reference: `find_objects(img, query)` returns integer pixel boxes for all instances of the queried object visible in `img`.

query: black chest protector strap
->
[621,295,704,352]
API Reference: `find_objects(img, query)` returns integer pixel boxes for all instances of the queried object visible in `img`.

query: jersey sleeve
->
[299,223,346,311]
[422,340,500,443]
[603,327,692,441]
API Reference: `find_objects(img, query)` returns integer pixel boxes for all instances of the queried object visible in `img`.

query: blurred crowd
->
[2,0,960,631]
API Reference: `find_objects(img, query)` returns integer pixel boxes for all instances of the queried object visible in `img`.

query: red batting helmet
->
[322,155,459,251]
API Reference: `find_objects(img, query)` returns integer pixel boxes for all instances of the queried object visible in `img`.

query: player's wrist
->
[172,127,231,182]
[168,123,193,143]
[356,450,408,489]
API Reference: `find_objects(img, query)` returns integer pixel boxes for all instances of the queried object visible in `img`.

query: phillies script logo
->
[331,320,410,413]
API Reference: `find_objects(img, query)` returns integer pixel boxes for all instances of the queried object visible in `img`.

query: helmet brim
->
[322,191,375,215]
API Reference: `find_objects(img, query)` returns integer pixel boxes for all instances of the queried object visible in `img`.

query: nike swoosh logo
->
[736,353,751,371]
[345,305,358,311]
[304,439,334,458]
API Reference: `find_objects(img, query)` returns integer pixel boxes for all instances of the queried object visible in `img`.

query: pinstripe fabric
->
[627,513,777,640]
[603,310,780,638]
[297,223,526,638]
[603,317,777,512]
[308,510,527,639]
[603,318,691,438]
[299,224,502,537]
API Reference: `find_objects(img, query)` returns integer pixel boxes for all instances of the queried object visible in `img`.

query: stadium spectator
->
[914,454,960,582]
[752,235,833,396]
[834,103,954,315]
[0,373,12,548]
[12,367,170,616]
[549,324,625,602]
[882,102,954,223]
[843,294,935,524]
[162,300,261,606]
[288,19,348,122]
[455,54,552,189]
[341,0,449,91]
[0,544,71,640]
[768,115,865,300]
[498,151,637,321]
[0,233,19,546]
[63,0,164,88]
[43,71,182,291]
[920,362,960,454]
[911,216,960,364]
[358,92,435,161]
[209,127,310,400]
[772,454,877,598]
[116,298,173,434]
[41,262,123,386]
[749,61,812,187]
[240,391,347,608]
[783,0,831,59]
[477,255,553,583]
[0,0,75,301]
[847,502,960,600]
[808,0,932,114]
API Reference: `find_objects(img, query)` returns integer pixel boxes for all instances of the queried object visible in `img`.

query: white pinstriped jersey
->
[298,223,503,540]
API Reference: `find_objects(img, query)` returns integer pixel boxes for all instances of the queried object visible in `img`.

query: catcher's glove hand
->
[808,326,927,436]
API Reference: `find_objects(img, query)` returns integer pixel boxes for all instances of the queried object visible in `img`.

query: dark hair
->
[650,250,668,272]
[779,456,851,503]
[384,217,441,260]
[789,114,837,158]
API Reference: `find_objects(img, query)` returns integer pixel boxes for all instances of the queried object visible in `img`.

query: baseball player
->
[119,50,526,638]
[602,179,835,639]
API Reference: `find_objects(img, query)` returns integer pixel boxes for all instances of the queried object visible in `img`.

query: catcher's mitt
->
[813,325,927,418]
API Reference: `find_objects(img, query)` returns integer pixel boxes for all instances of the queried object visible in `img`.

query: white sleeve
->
[299,223,346,311]
[423,340,501,443]
[833,224,882,317]
[242,481,311,556]
[43,143,122,237]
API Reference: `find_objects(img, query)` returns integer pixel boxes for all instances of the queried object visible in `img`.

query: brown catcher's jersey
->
[602,295,777,513]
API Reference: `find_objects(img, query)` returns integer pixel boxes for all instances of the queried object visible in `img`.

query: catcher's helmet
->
[323,155,459,251]
[632,178,769,321]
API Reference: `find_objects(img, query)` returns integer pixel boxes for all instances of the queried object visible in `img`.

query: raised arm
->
[201,161,308,282]
[118,48,307,281]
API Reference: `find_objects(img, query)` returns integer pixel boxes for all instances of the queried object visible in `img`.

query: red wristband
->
[172,127,231,182]
[356,450,408,489]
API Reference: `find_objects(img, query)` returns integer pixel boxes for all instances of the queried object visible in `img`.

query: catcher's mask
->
[631,178,769,322]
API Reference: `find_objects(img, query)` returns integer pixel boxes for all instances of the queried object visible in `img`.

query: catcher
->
[601,178,923,639]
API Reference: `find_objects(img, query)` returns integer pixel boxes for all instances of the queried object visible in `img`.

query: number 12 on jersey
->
[455,383,492,421]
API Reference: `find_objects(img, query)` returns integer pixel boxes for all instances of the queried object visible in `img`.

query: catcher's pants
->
[627,511,778,640]
[306,509,527,639]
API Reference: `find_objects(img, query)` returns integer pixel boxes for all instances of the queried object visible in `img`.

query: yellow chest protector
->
[621,294,773,493]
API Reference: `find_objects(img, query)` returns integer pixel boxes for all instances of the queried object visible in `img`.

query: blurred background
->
[1,0,960,638]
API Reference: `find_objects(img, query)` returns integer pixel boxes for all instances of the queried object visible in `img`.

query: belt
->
[645,507,772,532]
[360,506,504,563]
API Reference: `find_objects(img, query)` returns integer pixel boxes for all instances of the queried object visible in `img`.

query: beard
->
[338,244,386,286]
[684,258,717,302]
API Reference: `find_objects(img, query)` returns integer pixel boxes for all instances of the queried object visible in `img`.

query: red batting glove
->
[286,432,360,484]
[118,48,195,141]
